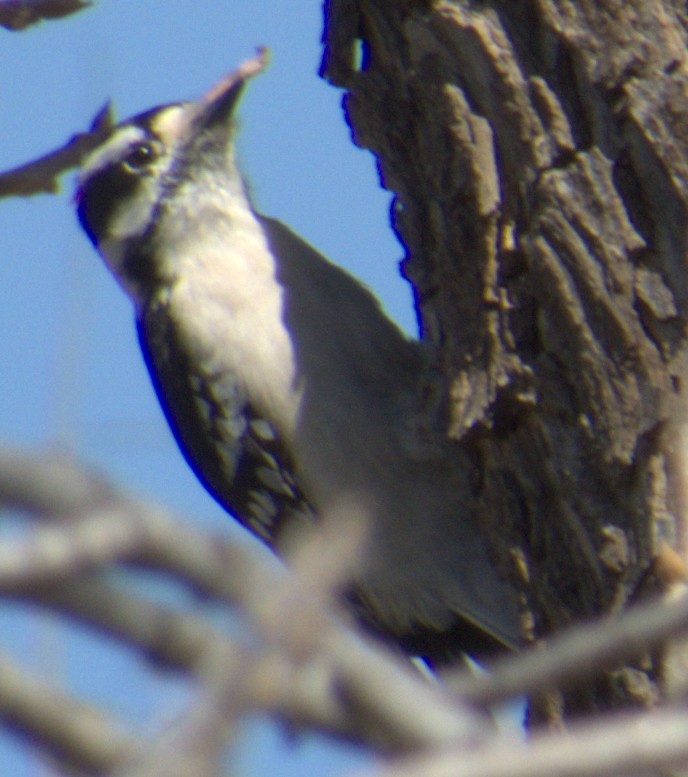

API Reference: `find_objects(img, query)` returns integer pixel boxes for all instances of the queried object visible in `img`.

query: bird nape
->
[75,54,520,664]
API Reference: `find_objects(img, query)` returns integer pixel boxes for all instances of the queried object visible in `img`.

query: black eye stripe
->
[77,163,142,246]
[77,131,164,244]
[77,102,185,246]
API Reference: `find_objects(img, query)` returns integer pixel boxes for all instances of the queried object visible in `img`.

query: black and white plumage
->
[76,63,520,661]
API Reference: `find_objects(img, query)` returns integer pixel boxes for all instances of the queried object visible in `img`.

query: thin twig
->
[366,704,688,777]
[0,0,90,30]
[0,103,113,197]
[0,647,140,772]
[447,588,688,706]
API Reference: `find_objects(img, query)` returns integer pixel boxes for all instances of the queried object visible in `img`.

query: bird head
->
[76,51,267,304]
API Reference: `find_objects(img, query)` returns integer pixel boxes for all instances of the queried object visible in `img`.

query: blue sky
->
[0,2,417,773]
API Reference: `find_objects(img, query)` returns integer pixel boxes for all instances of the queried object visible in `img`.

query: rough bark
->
[322,0,688,720]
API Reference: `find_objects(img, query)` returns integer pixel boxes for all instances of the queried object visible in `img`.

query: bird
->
[75,59,520,663]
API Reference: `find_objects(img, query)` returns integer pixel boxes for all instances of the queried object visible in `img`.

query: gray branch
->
[0,0,90,30]
[0,103,113,197]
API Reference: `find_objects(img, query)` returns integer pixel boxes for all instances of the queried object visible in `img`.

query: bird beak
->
[188,48,269,133]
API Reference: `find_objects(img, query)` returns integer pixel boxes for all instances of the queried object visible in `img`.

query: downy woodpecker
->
[76,59,519,661]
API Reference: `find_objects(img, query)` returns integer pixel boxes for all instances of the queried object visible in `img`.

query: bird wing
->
[136,303,316,545]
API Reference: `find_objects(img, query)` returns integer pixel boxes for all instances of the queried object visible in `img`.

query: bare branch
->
[8,445,688,745]
[447,585,688,706]
[367,705,688,777]
[6,439,688,777]
[114,643,253,777]
[0,648,139,773]
[26,578,225,674]
[0,0,90,30]
[0,447,490,756]
[0,446,114,514]
[0,103,113,198]
[9,444,688,775]
[0,511,149,589]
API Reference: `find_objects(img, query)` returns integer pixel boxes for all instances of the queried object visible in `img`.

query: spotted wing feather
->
[136,304,315,545]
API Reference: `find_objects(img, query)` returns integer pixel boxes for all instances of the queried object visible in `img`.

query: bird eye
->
[123,142,158,171]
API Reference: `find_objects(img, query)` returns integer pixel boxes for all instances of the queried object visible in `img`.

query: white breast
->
[153,192,303,436]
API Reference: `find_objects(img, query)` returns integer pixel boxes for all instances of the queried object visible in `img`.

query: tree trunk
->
[322,0,688,721]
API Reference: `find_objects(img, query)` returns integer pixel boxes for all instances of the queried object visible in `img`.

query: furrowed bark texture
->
[322,0,688,719]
